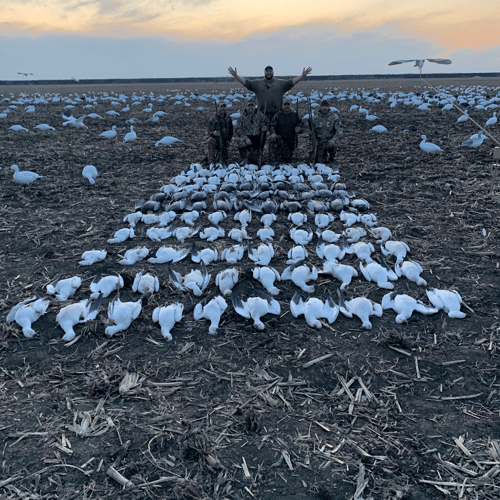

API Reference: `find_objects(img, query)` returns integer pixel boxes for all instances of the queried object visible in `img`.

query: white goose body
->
[175,225,200,243]
[318,229,341,243]
[193,295,228,334]
[234,209,252,227]
[147,226,175,242]
[108,227,135,244]
[425,289,466,318]
[132,272,159,294]
[10,298,50,338]
[360,261,397,289]
[221,244,246,264]
[228,227,250,243]
[382,292,438,324]
[252,266,281,295]
[352,242,375,263]
[281,264,318,293]
[370,227,392,243]
[343,297,382,329]
[360,213,377,227]
[344,227,367,243]
[314,213,335,229]
[290,293,339,329]
[381,240,410,265]
[123,125,137,143]
[200,225,225,242]
[118,247,149,265]
[148,246,189,264]
[287,245,308,265]
[10,165,42,185]
[82,165,98,184]
[90,273,124,299]
[100,125,117,139]
[181,210,200,226]
[152,303,183,340]
[290,226,313,246]
[169,264,210,296]
[56,295,102,341]
[158,211,177,226]
[288,212,307,226]
[216,269,239,296]
[321,260,358,290]
[232,291,280,330]
[261,213,276,227]
[47,276,82,301]
[340,211,360,227]
[420,135,442,153]
[105,296,142,336]
[395,261,426,285]
[208,211,227,225]
[257,227,274,241]
[248,243,274,266]
[191,246,218,265]
[123,212,143,228]
[79,249,107,266]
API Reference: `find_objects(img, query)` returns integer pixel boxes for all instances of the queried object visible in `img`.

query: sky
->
[1,0,499,80]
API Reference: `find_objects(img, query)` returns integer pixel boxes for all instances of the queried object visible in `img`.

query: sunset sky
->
[1,0,499,80]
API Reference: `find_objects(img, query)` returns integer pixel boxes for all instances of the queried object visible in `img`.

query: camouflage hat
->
[246,98,256,105]
[282,97,292,104]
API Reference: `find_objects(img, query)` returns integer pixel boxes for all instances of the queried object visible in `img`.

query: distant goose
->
[155,136,180,147]
[419,135,442,153]
[9,125,28,132]
[82,165,98,184]
[123,125,137,143]
[486,112,497,127]
[100,125,117,139]
[457,110,469,123]
[35,124,55,131]
[11,165,42,186]
[371,125,387,133]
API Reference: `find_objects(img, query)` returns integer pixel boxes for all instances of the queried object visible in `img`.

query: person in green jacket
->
[308,100,343,165]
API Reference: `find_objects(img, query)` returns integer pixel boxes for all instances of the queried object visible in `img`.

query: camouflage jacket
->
[234,110,269,147]
[207,113,233,143]
[309,111,343,142]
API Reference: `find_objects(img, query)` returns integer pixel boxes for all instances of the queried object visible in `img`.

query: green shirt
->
[310,111,343,142]
[244,78,294,115]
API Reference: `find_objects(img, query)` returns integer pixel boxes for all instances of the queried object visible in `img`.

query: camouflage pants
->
[207,137,230,163]
[269,136,295,164]
[238,146,260,164]
[309,141,337,164]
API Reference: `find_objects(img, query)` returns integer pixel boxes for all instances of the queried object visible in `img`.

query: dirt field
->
[0,77,499,500]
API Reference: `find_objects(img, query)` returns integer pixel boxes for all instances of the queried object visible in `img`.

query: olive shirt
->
[244,78,294,116]
[234,110,269,148]
[309,111,343,143]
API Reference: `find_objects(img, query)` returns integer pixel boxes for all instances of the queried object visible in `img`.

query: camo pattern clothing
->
[207,113,233,163]
[308,111,343,163]
[269,111,304,163]
[234,110,268,163]
[244,78,294,117]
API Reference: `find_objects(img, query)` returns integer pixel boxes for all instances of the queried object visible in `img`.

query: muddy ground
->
[0,78,499,500]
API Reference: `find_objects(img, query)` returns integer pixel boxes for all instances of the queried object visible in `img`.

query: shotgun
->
[294,97,299,164]
[258,102,267,167]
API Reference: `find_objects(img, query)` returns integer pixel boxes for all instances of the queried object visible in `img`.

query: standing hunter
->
[308,99,343,165]
[228,65,312,122]
[234,99,269,165]
[206,101,233,165]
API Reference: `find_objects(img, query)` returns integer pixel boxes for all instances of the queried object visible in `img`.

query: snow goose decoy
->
[9,297,50,338]
[420,135,442,153]
[425,289,466,318]
[485,112,497,127]
[105,291,142,336]
[152,303,183,340]
[155,136,180,147]
[10,165,42,187]
[458,130,486,148]
[123,125,137,143]
[382,291,438,324]
[82,165,98,184]
[457,110,469,123]
[9,125,29,132]
[79,249,107,266]
[100,125,117,139]
[232,290,280,330]
[388,58,452,75]
[216,269,239,296]
[35,124,55,131]
[56,294,102,341]
[46,276,82,301]
[193,294,228,335]
[290,292,339,329]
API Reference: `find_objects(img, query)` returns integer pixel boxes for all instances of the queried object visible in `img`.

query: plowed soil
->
[0,78,499,500]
